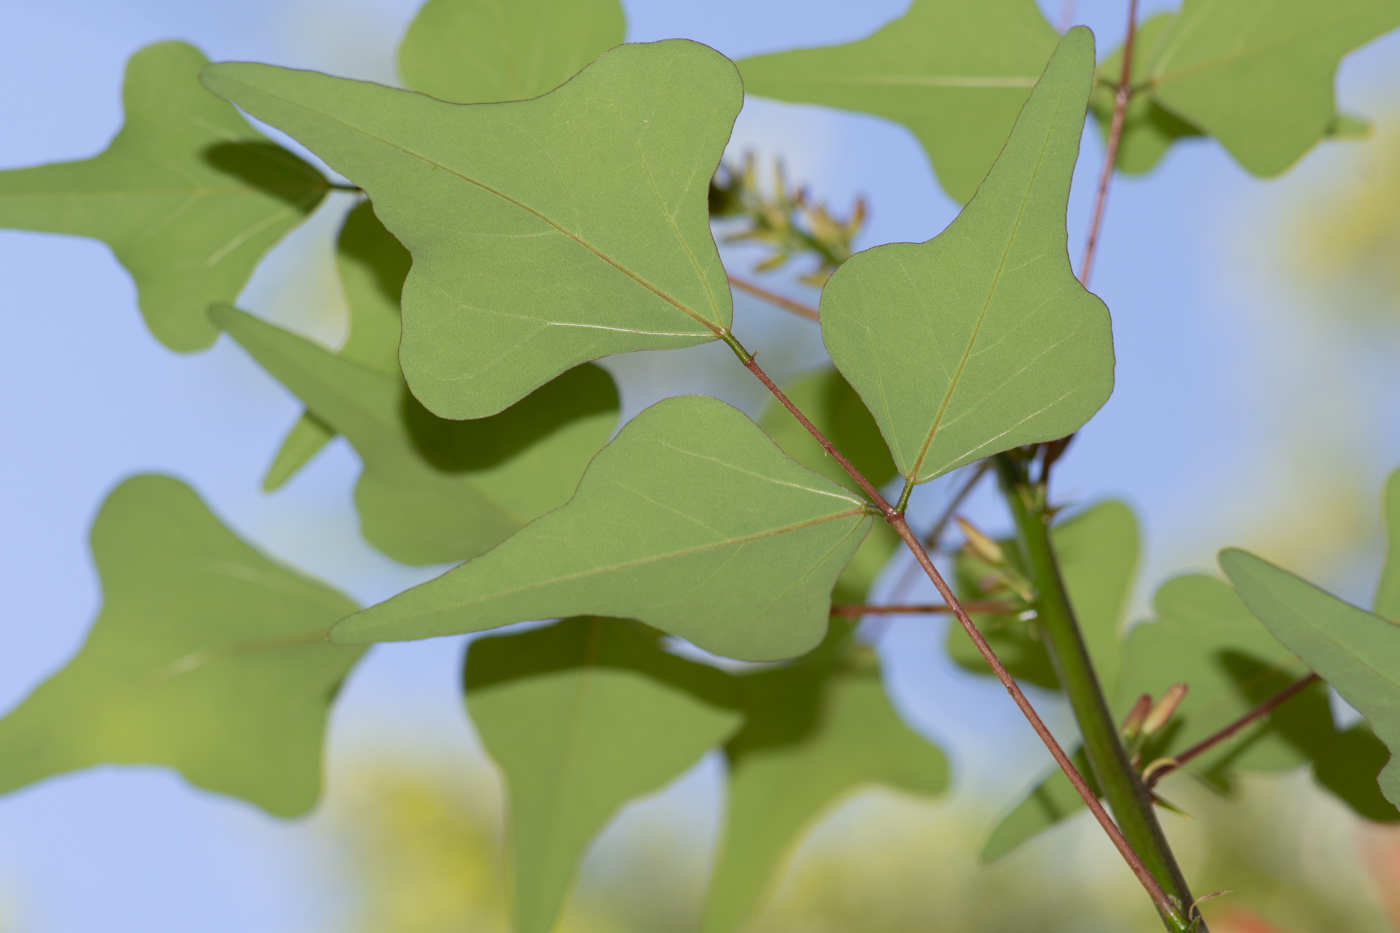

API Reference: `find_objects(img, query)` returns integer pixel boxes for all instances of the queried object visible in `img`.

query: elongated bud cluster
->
[955,516,1005,565]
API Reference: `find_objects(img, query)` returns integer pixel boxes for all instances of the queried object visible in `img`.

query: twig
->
[1078,0,1140,287]
[831,601,1013,617]
[729,339,1181,925]
[1145,674,1321,788]
[924,460,991,550]
[728,275,821,322]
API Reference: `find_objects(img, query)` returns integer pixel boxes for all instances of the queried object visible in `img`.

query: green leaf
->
[979,748,1097,862]
[1374,467,1400,621]
[332,395,874,662]
[466,617,740,933]
[701,649,946,933]
[948,500,1137,691]
[398,0,625,104]
[1221,548,1400,810]
[736,0,1058,204]
[0,475,363,817]
[262,201,411,492]
[759,366,899,602]
[213,305,617,566]
[1088,15,1203,176]
[0,42,327,353]
[202,41,742,419]
[820,28,1113,486]
[1146,0,1400,176]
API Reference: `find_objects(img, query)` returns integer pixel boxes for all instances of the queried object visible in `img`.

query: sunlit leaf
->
[263,202,411,491]
[214,305,617,566]
[820,28,1113,486]
[0,42,326,352]
[398,0,625,104]
[466,617,740,933]
[202,41,741,419]
[701,647,946,933]
[333,395,874,662]
[737,0,1058,204]
[1146,0,1400,176]
[0,475,363,817]
[1222,548,1400,810]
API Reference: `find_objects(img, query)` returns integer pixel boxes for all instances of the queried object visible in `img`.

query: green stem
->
[994,453,1200,932]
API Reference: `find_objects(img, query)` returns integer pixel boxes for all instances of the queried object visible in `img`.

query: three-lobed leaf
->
[398,0,625,104]
[821,27,1114,487]
[466,617,740,933]
[332,395,873,661]
[0,42,327,352]
[214,305,618,566]
[0,475,363,817]
[737,0,1058,204]
[202,41,742,419]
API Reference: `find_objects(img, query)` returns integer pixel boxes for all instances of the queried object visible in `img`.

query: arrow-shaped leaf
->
[0,475,364,817]
[820,27,1113,486]
[0,42,327,353]
[202,40,742,419]
[398,0,625,104]
[214,305,618,566]
[466,617,740,933]
[737,0,1058,204]
[332,395,874,662]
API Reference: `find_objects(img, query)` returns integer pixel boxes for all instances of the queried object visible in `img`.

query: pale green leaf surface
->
[202,41,741,419]
[1147,0,1400,176]
[1374,468,1400,621]
[262,201,411,491]
[215,306,616,565]
[0,475,363,817]
[466,617,740,933]
[737,0,1057,204]
[0,42,326,352]
[333,395,873,661]
[821,28,1113,485]
[1222,548,1400,809]
[398,0,625,104]
[701,650,946,933]
[759,365,898,602]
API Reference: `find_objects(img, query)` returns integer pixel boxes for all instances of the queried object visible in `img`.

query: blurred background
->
[1,0,1399,930]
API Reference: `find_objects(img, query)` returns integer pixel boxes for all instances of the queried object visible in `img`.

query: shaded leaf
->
[737,0,1058,204]
[1146,0,1400,176]
[214,305,617,566]
[759,365,899,602]
[1222,548,1400,810]
[980,748,1097,862]
[948,538,1057,689]
[398,0,625,104]
[262,201,411,491]
[1374,467,1400,621]
[466,617,740,933]
[0,475,363,816]
[701,648,946,933]
[0,42,326,352]
[333,395,874,662]
[820,28,1113,486]
[202,41,741,419]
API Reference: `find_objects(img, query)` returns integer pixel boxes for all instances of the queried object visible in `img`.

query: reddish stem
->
[831,601,1014,617]
[1079,0,1140,287]
[728,275,821,322]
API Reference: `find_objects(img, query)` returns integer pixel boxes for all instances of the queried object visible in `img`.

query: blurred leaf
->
[1327,113,1374,139]
[202,41,741,419]
[948,500,1137,691]
[759,366,898,602]
[214,305,617,566]
[979,748,1097,862]
[262,202,411,491]
[1374,468,1400,622]
[737,0,1058,204]
[0,475,363,817]
[0,42,326,353]
[466,617,741,933]
[1222,548,1400,810]
[334,396,874,662]
[701,648,947,933]
[820,29,1113,486]
[1088,15,1204,176]
[1146,0,1400,176]
[398,0,624,104]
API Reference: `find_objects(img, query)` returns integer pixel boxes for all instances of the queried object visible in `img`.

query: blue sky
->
[1,1,1398,929]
